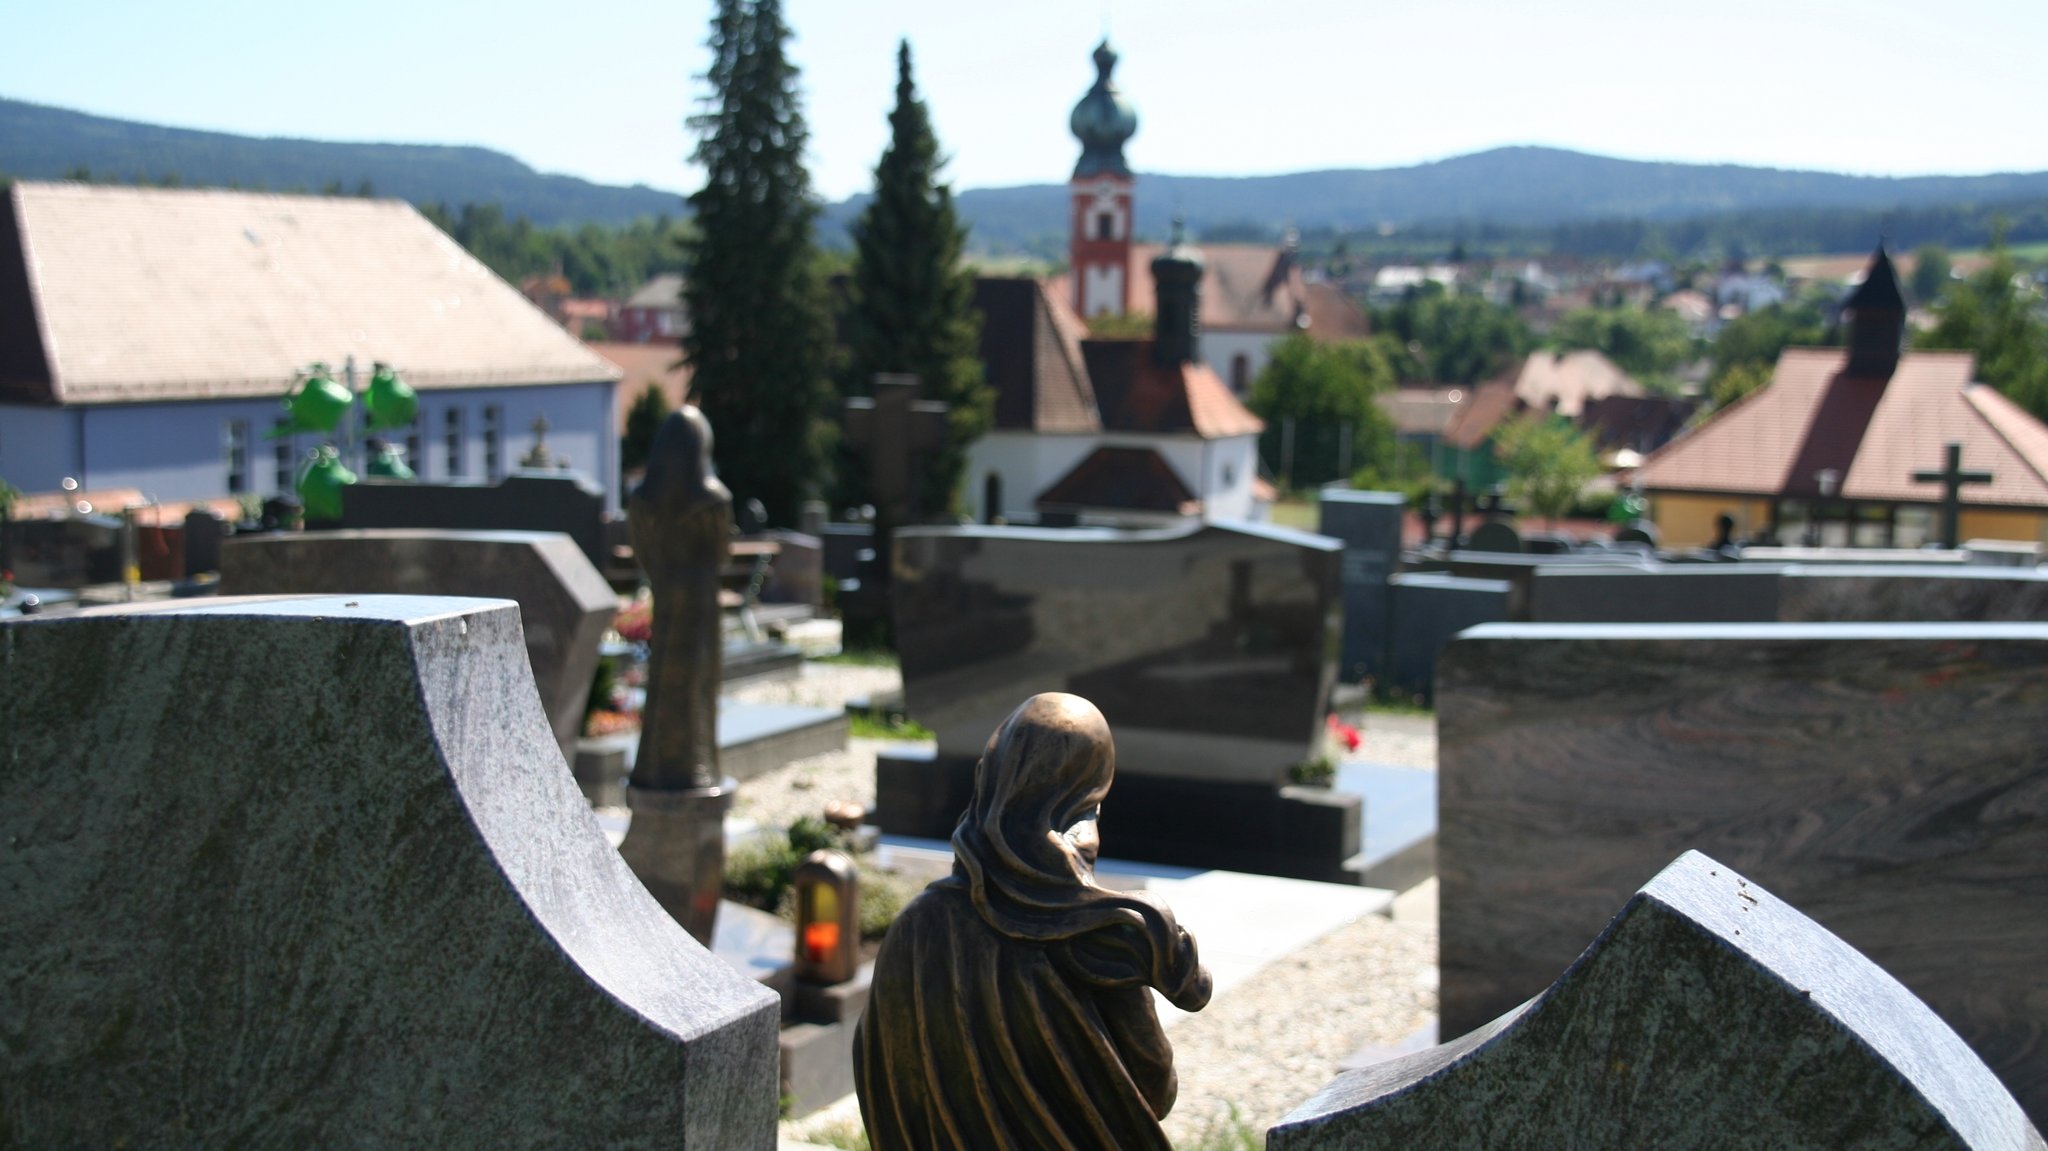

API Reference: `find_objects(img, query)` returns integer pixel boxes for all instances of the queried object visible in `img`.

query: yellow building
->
[1637,250,2048,549]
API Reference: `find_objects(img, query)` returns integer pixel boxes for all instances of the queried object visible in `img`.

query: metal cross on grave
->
[1910,441,1993,549]
[843,373,950,531]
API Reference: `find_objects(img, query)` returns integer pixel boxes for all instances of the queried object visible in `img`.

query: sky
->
[5,0,2046,203]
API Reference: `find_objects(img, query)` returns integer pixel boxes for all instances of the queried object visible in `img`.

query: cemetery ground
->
[693,660,1443,1149]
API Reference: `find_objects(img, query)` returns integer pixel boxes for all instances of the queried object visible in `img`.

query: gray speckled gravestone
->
[0,595,778,1149]
[220,528,616,768]
[1271,851,2047,1150]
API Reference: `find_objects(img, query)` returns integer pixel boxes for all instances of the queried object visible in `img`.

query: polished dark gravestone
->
[1272,851,2046,1150]
[1381,572,1510,704]
[878,521,1358,882]
[339,471,609,571]
[1528,562,2048,626]
[0,596,779,1148]
[1437,622,2048,1127]
[1317,488,1404,685]
[220,528,615,768]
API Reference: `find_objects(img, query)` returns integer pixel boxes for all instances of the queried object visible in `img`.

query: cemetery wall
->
[1436,621,2048,1126]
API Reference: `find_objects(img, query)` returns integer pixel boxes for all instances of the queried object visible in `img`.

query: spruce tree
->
[839,40,990,519]
[680,0,834,526]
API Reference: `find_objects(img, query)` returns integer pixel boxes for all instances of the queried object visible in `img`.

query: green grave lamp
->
[296,445,358,521]
[271,362,355,438]
[362,361,418,431]
[364,438,415,480]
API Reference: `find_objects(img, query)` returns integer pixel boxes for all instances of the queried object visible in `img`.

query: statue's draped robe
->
[854,694,1211,1150]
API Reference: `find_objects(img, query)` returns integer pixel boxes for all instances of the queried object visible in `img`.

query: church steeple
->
[1068,39,1138,318]
[1070,40,1138,180]
[1844,244,1906,380]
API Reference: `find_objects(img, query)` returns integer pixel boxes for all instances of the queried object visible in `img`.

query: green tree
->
[1549,306,1695,386]
[1492,416,1603,521]
[680,0,835,525]
[1249,336,1397,489]
[1920,234,2048,421]
[1373,288,1532,385]
[839,40,990,519]
[621,382,671,477]
[1909,245,1952,305]
[1705,301,1827,408]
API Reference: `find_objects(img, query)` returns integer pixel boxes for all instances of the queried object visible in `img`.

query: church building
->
[1059,41,1370,394]
[1636,247,2048,547]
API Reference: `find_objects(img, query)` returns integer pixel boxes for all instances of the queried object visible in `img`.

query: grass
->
[817,648,899,669]
[1368,694,1436,718]
[1267,495,1319,532]
[848,711,934,741]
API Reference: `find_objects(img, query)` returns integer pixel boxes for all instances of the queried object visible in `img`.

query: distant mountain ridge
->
[0,96,681,226]
[7,95,2048,251]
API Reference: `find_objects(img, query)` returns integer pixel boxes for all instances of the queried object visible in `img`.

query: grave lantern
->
[792,849,859,985]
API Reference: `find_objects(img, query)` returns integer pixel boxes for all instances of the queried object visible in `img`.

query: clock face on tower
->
[1095,181,1117,199]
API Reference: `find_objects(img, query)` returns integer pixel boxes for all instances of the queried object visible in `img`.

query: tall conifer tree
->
[840,40,990,519]
[681,0,833,525]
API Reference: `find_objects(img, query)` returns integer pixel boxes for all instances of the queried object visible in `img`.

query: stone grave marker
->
[1437,621,2048,1126]
[0,595,780,1147]
[220,528,615,768]
[1381,572,1509,703]
[1272,850,2045,1150]
[339,471,609,572]
[1317,488,1405,685]
[879,520,1358,882]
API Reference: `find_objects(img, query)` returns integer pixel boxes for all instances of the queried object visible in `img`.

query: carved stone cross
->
[1910,441,1992,549]
[843,373,950,530]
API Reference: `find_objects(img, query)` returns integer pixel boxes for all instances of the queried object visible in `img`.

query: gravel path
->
[754,665,1444,1148]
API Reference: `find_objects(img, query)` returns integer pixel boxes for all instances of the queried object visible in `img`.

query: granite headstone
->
[1318,488,1405,685]
[0,595,779,1147]
[1382,572,1510,703]
[1273,851,2045,1150]
[339,471,609,571]
[1438,622,2048,1126]
[220,528,615,767]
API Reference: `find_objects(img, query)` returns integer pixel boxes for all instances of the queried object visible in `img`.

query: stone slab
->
[0,595,779,1147]
[1437,622,2048,1127]
[1335,760,1437,893]
[1383,572,1510,703]
[1318,489,1405,684]
[339,472,608,570]
[874,748,1361,884]
[220,529,615,768]
[1273,851,2046,1150]
[892,521,1341,786]
[1528,562,2048,626]
[575,701,848,804]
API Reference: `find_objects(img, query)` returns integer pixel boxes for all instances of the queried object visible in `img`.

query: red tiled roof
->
[1442,379,1520,450]
[974,276,1100,434]
[1037,446,1197,514]
[1081,339,1263,440]
[1513,349,1642,418]
[1126,242,1305,333]
[588,341,691,435]
[1637,347,2048,509]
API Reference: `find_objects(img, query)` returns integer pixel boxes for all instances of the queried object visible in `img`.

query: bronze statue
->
[854,693,1212,1149]
[618,405,732,944]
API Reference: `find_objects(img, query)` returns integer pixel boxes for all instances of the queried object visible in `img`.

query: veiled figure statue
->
[855,693,1213,1150]
[617,405,732,944]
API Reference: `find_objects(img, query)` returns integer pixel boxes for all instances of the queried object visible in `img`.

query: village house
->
[0,183,624,510]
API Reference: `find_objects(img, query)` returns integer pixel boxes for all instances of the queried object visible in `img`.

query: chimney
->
[1151,217,1203,366]
[1843,244,1905,379]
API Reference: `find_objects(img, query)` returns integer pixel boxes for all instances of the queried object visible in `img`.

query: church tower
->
[1068,40,1138,318]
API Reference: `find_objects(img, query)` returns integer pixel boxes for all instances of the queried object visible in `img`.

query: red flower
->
[1326,713,1362,752]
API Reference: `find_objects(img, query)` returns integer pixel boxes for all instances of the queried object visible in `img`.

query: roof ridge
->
[1961,382,2048,492]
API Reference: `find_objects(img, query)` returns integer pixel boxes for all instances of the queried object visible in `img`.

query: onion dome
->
[1070,40,1138,180]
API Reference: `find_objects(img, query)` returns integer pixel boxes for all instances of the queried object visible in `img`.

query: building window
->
[482,405,503,481]
[405,416,422,480]
[1222,462,1236,487]
[225,420,250,494]
[272,419,296,492]
[1096,212,1115,241]
[1230,354,1251,393]
[444,408,465,477]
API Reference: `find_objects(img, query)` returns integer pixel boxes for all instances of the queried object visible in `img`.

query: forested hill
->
[887,148,2048,253]
[0,97,681,226]
[8,95,2048,255]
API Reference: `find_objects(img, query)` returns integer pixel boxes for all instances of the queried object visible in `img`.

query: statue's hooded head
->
[949,693,1209,1008]
[634,404,731,512]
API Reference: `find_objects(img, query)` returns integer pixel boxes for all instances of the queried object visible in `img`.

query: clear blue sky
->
[5,0,2044,202]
